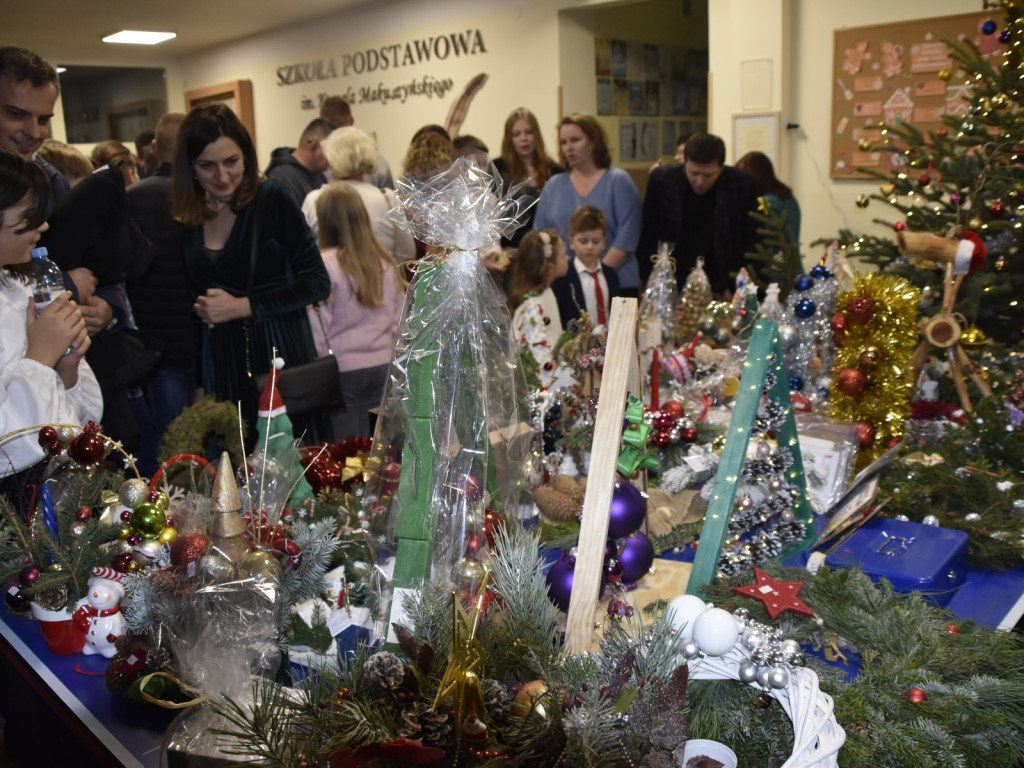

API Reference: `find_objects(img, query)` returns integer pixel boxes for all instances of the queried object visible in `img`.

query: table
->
[0,612,173,768]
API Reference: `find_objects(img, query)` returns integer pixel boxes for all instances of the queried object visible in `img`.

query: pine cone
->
[363,651,406,695]
[400,702,454,748]
[551,473,585,502]
[482,678,514,720]
[533,485,580,522]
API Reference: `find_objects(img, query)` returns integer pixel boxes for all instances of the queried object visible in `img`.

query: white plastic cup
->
[679,739,738,768]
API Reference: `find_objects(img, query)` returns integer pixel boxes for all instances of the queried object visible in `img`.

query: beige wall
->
[49,0,977,270]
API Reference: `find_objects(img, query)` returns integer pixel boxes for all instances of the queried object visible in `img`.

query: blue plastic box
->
[824,517,969,606]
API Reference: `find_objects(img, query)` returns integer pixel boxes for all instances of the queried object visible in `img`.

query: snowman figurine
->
[73,567,125,658]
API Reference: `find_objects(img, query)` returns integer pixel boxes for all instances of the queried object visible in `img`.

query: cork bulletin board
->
[830,11,1004,179]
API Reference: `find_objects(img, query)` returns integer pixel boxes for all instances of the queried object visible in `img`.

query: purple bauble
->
[545,557,576,612]
[608,482,647,538]
[4,580,30,612]
[618,532,655,582]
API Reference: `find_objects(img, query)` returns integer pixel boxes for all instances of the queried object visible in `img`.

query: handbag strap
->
[310,303,334,356]
[381,186,399,264]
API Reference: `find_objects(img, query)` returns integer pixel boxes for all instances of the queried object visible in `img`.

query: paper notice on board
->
[737,121,773,157]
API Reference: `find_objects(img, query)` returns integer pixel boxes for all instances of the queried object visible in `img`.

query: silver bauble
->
[756,667,771,687]
[922,515,940,526]
[767,666,789,689]
[682,640,701,659]
[737,661,759,684]
[744,628,765,650]
[789,653,806,667]
[964,512,982,523]
[779,324,796,345]
[118,478,150,509]
[779,638,801,657]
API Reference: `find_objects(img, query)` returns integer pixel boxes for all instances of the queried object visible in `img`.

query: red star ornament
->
[731,566,816,620]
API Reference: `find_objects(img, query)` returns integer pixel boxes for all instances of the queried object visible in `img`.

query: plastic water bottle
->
[30,247,64,314]
[30,247,75,355]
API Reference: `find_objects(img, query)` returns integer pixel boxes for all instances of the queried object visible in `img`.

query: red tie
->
[588,270,607,325]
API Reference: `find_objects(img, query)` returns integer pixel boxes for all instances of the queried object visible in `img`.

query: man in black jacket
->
[637,133,759,296]
[124,112,191,476]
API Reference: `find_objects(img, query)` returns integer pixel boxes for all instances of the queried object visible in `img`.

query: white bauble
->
[692,607,740,656]
[667,594,709,640]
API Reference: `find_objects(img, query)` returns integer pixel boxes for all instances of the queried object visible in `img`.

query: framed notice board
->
[830,11,1004,179]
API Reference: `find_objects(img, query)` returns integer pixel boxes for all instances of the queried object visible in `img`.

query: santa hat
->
[953,231,987,275]
[259,358,287,418]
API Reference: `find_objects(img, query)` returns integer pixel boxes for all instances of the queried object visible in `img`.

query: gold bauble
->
[157,526,178,546]
[960,324,990,348]
[995,255,1008,271]
[880,183,896,196]
[127,560,145,574]
[240,550,282,582]
[69,521,87,538]
[858,138,873,151]
[938,68,952,81]
[968,217,984,230]
[197,553,236,583]
[992,93,1009,110]
[858,345,882,370]
[856,194,870,209]
[150,491,170,512]
[457,558,487,593]
[512,680,549,719]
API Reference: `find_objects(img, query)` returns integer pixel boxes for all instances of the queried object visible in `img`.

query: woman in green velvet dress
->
[171,104,331,443]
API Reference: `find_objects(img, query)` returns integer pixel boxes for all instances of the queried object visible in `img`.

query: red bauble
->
[680,426,699,442]
[18,565,40,586]
[660,401,686,419]
[830,313,847,344]
[650,430,671,447]
[946,623,961,635]
[905,687,928,704]
[989,200,1007,217]
[845,296,876,325]
[855,421,876,449]
[460,474,484,502]
[836,368,867,397]
[893,221,906,232]
[653,412,677,431]
[170,532,210,567]
[482,508,505,549]
[68,433,105,464]
[307,457,344,493]
[936,127,949,137]
[37,426,58,448]
[379,461,402,495]
[917,173,931,186]
[272,537,302,570]
[75,506,93,522]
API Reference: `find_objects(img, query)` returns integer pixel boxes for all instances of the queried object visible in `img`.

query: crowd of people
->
[0,43,799,484]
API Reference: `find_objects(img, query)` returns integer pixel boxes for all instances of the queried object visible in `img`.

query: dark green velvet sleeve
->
[246,181,330,321]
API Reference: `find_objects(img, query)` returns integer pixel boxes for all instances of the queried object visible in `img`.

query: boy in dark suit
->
[551,205,621,331]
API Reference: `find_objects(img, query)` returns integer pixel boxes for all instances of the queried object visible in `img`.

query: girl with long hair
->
[313,183,407,438]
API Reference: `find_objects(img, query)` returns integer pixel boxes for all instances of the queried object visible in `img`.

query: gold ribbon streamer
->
[138,671,208,709]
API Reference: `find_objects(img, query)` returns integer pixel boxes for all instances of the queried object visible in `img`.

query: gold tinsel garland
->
[828,274,920,468]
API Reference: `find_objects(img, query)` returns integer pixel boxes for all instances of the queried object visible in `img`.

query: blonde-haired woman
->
[312,183,407,438]
[302,126,415,263]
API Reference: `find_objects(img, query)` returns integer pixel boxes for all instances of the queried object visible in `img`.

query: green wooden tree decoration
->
[686,320,815,594]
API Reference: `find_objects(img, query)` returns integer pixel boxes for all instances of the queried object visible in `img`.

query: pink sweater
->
[309,248,406,372]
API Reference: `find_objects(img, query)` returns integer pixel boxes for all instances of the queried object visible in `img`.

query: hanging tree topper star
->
[731,566,816,620]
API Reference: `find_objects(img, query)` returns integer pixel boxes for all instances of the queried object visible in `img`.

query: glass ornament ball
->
[999,29,1011,44]
[991,93,1009,110]
[738,661,759,683]
[544,557,576,612]
[995,256,1008,271]
[794,297,816,319]
[858,345,881,370]
[778,324,796,345]
[858,138,872,151]
[855,421,876,449]
[990,201,1007,218]
[793,274,814,293]
[809,264,833,279]
[917,173,931,186]
[618,532,655,582]
[667,594,710,640]
[607,482,648,538]
[938,68,952,81]
[855,194,870,209]
[767,666,790,689]
[779,638,801,657]
[893,221,906,232]
[969,217,984,230]
[780,508,796,523]
[698,315,718,336]
[964,512,982,523]
[692,607,740,656]
[922,515,940,526]
[982,18,998,35]
[788,374,804,391]
[129,502,167,538]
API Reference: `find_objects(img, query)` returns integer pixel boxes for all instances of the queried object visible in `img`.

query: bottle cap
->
[30,247,48,260]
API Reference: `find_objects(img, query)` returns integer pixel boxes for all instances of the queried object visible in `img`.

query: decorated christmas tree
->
[833,1,1024,345]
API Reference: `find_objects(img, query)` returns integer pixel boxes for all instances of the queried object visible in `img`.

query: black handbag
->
[244,202,344,419]
[252,305,345,419]
[87,326,165,390]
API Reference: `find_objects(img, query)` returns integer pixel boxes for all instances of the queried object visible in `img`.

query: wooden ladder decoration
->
[564,298,642,654]
[686,320,815,595]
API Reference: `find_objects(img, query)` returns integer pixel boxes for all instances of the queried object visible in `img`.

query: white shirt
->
[573,256,609,324]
